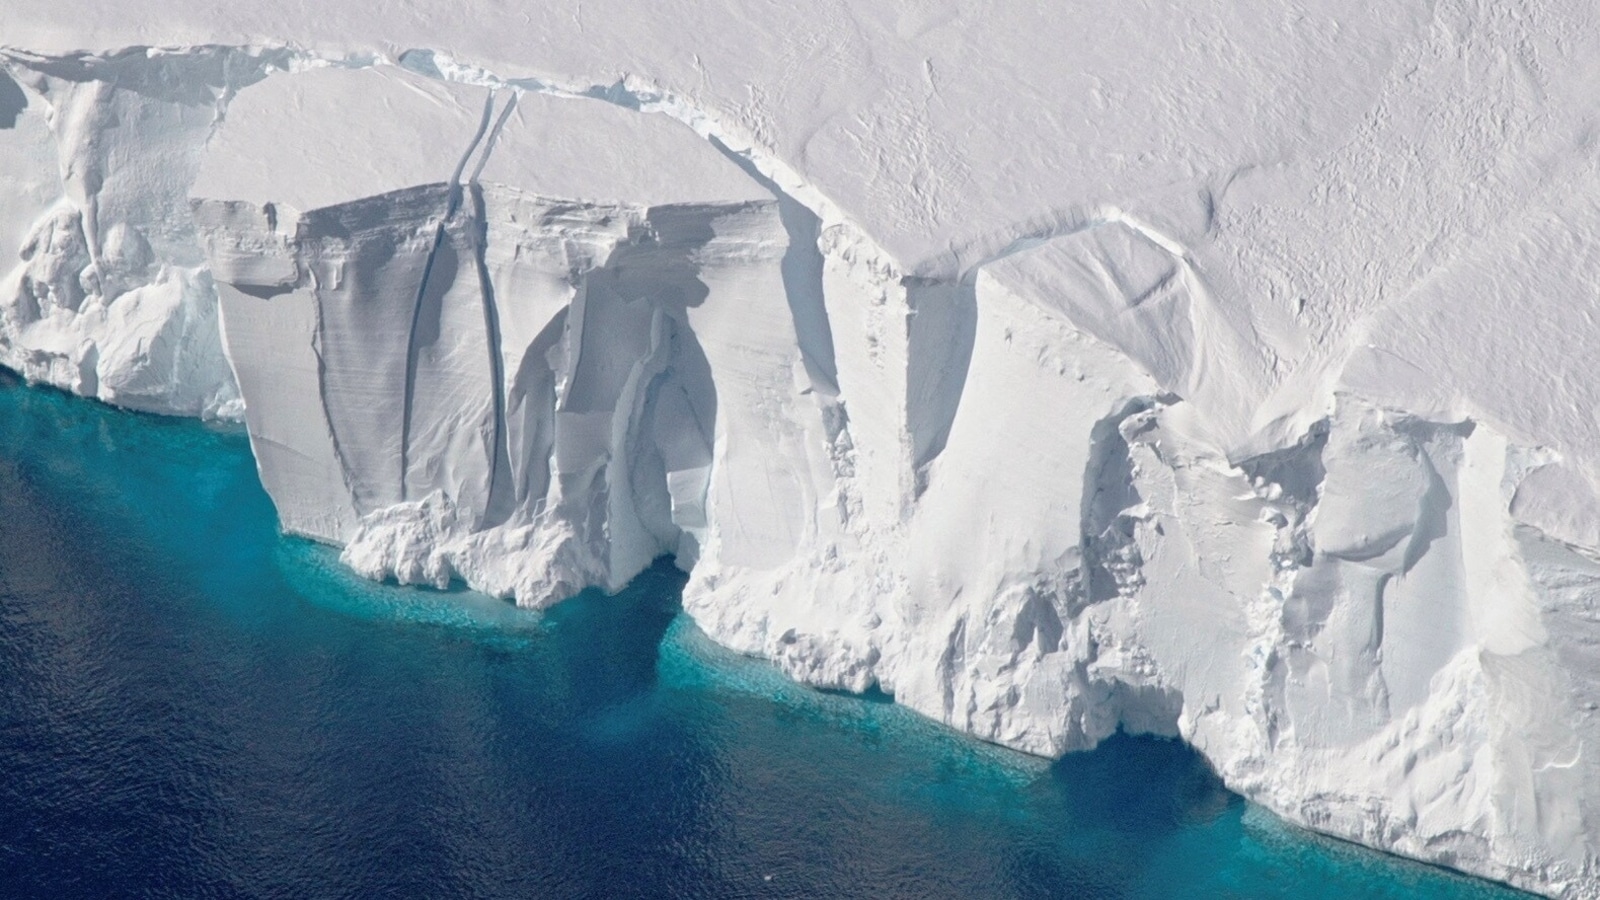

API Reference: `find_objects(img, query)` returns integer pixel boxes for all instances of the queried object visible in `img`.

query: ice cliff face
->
[0,48,297,417]
[193,66,809,604]
[4,31,1600,898]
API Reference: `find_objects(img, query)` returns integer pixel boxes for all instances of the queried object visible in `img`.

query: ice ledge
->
[1,43,1598,899]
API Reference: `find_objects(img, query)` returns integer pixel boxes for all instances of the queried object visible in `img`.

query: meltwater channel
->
[0,371,1528,899]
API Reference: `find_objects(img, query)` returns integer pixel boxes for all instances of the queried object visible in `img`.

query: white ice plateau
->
[4,3,1600,894]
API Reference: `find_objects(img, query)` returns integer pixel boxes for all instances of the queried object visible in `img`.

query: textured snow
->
[5,3,1600,895]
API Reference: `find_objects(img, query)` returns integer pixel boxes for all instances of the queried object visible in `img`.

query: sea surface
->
[0,372,1529,899]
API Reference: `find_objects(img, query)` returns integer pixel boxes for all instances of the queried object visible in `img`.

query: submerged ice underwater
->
[0,375,1527,897]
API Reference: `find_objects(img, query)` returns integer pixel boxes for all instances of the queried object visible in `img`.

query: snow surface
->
[4,4,1600,895]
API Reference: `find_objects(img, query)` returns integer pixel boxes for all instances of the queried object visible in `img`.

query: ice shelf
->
[4,7,1600,894]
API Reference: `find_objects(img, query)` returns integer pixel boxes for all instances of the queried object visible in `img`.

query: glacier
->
[3,2,1600,895]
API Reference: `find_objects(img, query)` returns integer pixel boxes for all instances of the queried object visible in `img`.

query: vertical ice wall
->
[191,66,851,606]
[0,48,295,417]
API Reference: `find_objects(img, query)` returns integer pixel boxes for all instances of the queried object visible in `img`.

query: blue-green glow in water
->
[0,373,1529,899]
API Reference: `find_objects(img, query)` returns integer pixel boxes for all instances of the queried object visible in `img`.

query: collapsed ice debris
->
[2,44,1599,898]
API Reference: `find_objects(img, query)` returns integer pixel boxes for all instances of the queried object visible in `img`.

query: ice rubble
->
[4,13,1600,896]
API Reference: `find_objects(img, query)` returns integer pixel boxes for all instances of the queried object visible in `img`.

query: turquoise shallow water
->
[0,372,1530,899]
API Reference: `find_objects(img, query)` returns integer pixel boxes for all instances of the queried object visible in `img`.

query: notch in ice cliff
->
[2,43,1600,900]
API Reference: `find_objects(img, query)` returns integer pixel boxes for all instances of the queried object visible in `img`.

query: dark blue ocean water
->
[0,372,1528,900]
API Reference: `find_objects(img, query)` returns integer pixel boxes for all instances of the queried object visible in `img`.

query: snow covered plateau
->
[4,2,1600,894]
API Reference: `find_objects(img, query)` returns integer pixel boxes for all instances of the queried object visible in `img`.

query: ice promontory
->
[5,4,1600,894]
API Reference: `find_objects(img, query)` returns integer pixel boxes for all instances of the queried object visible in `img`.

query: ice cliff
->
[4,5,1600,895]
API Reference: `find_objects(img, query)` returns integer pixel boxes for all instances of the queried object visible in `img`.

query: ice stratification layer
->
[3,6,1600,896]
